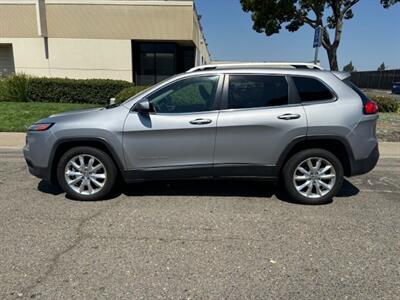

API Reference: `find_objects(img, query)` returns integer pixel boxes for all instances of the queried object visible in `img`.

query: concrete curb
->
[0,132,26,148]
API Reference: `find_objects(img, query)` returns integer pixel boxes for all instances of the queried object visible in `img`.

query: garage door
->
[0,44,15,77]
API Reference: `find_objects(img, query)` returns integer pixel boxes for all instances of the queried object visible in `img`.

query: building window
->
[181,47,195,72]
[135,43,176,85]
[133,42,195,85]
[0,44,15,77]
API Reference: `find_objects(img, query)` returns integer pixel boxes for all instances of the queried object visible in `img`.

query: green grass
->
[0,102,399,142]
[0,102,100,132]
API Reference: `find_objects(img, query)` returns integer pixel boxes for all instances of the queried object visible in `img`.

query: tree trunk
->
[326,47,339,71]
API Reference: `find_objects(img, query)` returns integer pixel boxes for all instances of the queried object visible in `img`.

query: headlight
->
[28,123,54,131]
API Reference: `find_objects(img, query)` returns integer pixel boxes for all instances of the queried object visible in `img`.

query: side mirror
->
[134,99,151,113]
[108,97,116,106]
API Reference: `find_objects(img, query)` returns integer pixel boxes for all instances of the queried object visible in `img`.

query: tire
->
[281,148,344,205]
[57,146,117,201]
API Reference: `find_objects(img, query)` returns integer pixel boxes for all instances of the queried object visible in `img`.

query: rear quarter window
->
[292,76,334,102]
[343,79,368,104]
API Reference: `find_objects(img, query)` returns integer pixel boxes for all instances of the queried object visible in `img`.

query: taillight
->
[364,100,379,115]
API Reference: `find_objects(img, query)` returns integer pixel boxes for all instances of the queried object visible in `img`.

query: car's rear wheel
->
[57,146,117,201]
[282,149,344,205]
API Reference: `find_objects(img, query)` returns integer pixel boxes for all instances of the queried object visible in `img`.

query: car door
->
[123,74,222,176]
[214,74,307,176]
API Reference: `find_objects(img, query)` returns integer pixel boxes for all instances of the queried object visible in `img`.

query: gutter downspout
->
[35,0,50,75]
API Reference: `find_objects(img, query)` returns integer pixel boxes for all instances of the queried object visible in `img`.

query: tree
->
[378,62,386,71]
[343,61,355,72]
[240,0,399,71]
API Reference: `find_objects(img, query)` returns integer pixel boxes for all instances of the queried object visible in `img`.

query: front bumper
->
[350,145,379,176]
[23,145,51,182]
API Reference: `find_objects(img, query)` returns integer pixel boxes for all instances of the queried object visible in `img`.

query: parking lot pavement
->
[0,148,399,299]
[363,88,400,101]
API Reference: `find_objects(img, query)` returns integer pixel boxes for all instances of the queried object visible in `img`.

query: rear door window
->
[227,75,288,109]
[292,76,334,102]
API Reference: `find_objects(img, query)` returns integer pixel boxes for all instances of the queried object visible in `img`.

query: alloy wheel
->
[293,157,336,199]
[64,154,107,195]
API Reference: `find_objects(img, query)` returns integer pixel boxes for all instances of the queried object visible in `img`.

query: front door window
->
[147,75,220,113]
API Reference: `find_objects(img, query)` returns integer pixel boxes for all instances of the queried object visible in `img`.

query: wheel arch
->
[277,136,355,177]
[49,137,125,184]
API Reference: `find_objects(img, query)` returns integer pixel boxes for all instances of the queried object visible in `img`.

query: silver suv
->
[23,63,379,204]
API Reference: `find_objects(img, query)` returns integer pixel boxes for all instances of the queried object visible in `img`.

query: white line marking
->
[360,189,400,194]
[380,177,400,189]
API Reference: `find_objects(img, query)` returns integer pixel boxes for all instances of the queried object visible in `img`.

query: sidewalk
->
[0,132,399,157]
[379,142,400,158]
[0,132,25,149]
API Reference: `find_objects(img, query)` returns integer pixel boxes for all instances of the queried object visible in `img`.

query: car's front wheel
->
[57,146,117,201]
[282,149,344,205]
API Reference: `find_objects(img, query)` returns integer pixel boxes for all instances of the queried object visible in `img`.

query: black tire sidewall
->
[57,146,117,201]
[282,149,344,205]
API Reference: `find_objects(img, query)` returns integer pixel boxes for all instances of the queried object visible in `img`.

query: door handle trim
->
[189,118,212,125]
[277,113,301,120]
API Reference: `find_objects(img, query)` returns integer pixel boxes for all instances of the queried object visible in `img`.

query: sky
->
[195,0,400,71]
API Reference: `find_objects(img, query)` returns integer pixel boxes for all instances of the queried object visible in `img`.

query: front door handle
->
[190,118,212,125]
[277,113,301,120]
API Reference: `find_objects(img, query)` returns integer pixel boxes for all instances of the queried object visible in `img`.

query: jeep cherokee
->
[23,63,379,204]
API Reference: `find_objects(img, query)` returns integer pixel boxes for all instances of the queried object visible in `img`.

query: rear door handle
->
[190,118,212,125]
[277,113,301,120]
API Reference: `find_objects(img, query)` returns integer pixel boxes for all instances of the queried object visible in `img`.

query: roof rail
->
[187,62,324,73]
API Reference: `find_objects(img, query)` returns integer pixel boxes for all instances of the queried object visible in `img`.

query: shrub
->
[368,95,399,113]
[115,86,150,103]
[27,77,132,104]
[0,79,5,100]
[0,74,30,102]
[0,74,132,104]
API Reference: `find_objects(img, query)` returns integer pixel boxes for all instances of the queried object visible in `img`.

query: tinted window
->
[293,77,333,102]
[148,76,219,113]
[228,75,288,109]
[137,43,176,85]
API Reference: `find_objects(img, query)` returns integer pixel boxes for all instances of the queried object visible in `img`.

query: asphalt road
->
[0,149,399,299]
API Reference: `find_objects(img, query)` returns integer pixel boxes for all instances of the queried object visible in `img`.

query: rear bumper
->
[350,145,379,176]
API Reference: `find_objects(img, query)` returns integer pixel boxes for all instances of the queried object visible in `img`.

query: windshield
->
[122,74,183,105]
[120,86,151,105]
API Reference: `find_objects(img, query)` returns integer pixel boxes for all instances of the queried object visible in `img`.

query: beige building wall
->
[0,1,195,40]
[0,4,38,37]
[0,0,211,81]
[0,37,133,80]
[0,38,48,77]
[48,38,132,80]
[45,4,193,40]
[192,12,210,64]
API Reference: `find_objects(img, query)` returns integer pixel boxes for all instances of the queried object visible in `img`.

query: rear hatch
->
[341,75,379,158]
